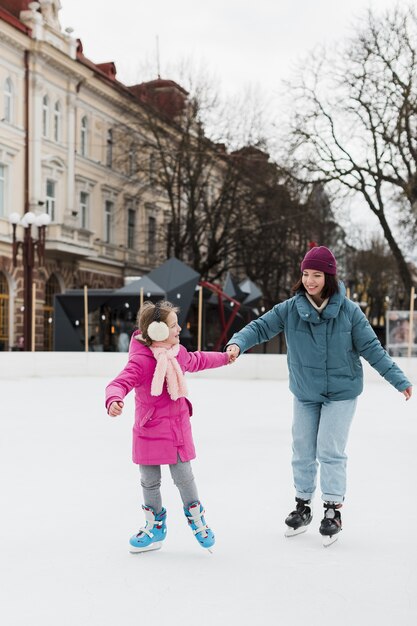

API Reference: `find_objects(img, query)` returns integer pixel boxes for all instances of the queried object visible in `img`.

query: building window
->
[106,129,113,167]
[0,272,9,352]
[42,95,49,138]
[53,101,61,142]
[80,116,88,157]
[80,191,89,229]
[0,165,5,217]
[4,78,13,123]
[104,200,113,243]
[148,216,156,254]
[45,179,56,221]
[127,207,135,249]
[149,153,156,183]
[128,147,135,176]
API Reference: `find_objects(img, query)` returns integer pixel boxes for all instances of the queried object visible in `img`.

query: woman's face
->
[165,311,181,346]
[302,269,326,298]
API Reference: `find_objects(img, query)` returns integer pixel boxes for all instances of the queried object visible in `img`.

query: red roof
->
[129,79,188,119]
[0,0,31,19]
[95,62,117,80]
[0,0,31,32]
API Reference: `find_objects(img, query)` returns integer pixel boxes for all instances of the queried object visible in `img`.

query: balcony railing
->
[45,224,96,257]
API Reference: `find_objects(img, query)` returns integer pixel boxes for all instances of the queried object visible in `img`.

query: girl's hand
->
[226,344,240,362]
[401,386,412,401]
[108,401,124,416]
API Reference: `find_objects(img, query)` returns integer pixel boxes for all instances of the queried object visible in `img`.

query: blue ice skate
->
[129,506,167,553]
[184,501,215,550]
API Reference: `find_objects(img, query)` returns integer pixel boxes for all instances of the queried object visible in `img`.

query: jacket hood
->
[295,281,346,324]
[129,330,154,357]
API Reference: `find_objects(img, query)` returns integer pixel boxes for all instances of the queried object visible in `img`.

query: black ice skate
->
[285,498,313,537]
[319,502,342,547]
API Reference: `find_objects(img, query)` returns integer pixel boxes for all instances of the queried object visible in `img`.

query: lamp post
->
[9,211,51,351]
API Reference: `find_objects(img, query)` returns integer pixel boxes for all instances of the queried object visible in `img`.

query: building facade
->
[0,0,181,350]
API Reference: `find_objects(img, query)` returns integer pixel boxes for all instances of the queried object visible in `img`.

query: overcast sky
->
[58,0,413,242]
[60,0,410,97]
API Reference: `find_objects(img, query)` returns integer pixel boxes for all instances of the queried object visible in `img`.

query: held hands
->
[401,386,412,401]
[108,401,124,416]
[226,344,240,363]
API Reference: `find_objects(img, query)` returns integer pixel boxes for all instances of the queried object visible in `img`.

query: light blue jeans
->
[292,396,357,504]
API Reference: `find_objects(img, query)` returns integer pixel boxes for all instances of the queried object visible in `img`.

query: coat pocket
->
[347,351,361,379]
[139,407,155,427]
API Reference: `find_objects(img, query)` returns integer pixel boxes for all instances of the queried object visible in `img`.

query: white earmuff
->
[147,320,170,341]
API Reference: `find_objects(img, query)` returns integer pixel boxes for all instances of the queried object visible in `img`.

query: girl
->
[226,245,412,546]
[106,300,231,553]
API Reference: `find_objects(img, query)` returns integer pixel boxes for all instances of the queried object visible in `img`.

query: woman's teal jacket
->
[228,284,411,402]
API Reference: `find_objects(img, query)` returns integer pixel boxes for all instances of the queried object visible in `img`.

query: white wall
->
[0,352,416,384]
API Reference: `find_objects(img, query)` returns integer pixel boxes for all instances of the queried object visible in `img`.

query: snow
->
[1,373,416,626]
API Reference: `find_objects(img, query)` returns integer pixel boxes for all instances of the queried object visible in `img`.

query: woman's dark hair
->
[292,273,340,299]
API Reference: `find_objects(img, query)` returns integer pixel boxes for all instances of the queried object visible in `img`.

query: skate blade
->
[285,525,308,537]
[322,534,339,548]
[129,541,162,554]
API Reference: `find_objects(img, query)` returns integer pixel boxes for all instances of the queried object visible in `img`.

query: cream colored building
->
[0,0,177,350]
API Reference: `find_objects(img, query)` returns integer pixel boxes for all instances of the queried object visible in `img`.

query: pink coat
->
[105,331,229,465]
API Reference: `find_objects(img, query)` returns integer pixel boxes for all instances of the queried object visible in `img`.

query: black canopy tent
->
[147,257,200,327]
[53,259,200,350]
[54,290,114,351]
[52,258,262,351]
[53,280,166,352]
[114,275,166,299]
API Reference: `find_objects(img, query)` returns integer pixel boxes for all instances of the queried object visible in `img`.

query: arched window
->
[80,116,88,156]
[53,101,61,142]
[43,274,61,351]
[0,272,9,351]
[4,78,13,123]
[42,95,49,137]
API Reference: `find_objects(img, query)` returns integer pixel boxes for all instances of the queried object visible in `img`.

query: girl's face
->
[302,269,325,298]
[165,311,181,346]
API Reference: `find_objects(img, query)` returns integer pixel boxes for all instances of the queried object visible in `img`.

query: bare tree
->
[344,236,405,337]
[115,75,268,281]
[233,151,345,307]
[283,5,417,295]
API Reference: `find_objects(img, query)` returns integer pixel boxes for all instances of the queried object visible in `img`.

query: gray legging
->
[139,457,199,514]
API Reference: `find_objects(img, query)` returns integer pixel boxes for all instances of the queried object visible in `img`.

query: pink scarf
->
[149,342,188,400]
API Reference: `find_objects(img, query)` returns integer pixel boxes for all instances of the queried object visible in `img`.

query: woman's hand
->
[401,386,412,401]
[108,401,124,416]
[226,344,240,362]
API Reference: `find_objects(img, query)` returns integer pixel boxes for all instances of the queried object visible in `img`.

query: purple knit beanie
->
[300,246,337,275]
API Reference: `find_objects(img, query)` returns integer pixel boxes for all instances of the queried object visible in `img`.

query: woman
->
[226,246,412,546]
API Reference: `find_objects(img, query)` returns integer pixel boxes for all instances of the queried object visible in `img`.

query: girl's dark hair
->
[292,273,340,299]
[137,300,179,346]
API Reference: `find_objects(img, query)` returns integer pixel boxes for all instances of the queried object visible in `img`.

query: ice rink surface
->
[1,374,416,626]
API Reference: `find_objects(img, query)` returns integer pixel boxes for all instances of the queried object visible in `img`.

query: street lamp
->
[9,211,51,351]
